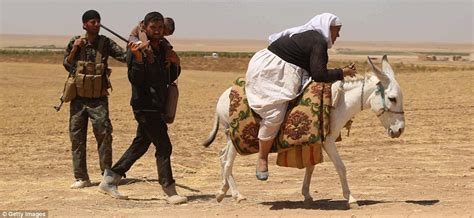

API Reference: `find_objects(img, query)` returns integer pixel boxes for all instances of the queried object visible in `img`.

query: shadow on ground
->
[261,199,440,210]
[90,178,214,202]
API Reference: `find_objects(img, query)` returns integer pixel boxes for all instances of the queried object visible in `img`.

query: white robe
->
[245,49,309,139]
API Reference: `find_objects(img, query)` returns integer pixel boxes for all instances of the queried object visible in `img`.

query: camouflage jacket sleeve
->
[63,36,80,74]
[107,38,127,63]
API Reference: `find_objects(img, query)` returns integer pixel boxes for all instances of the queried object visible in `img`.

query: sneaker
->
[70,179,92,189]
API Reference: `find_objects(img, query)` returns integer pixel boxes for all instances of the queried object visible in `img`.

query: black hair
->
[82,10,101,23]
[143,12,164,26]
[164,17,175,35]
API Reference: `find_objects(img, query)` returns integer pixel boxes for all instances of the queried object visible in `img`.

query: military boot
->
[98,169,128,200]
[162,183,187,204]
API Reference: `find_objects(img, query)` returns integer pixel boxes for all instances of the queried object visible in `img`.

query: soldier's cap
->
[82,10,101,23]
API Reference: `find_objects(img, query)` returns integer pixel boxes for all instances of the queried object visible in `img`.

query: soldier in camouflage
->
[63,10,127,189]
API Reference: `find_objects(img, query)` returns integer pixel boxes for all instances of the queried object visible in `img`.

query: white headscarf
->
[268,13,342,48]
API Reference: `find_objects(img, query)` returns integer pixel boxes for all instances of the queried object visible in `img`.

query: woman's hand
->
[342,63,357,77]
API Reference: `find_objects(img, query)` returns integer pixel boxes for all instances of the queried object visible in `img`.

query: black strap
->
[79,34,87,61]
[96,36,106,64]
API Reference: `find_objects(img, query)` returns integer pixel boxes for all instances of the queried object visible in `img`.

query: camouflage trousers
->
[69,97,113,180]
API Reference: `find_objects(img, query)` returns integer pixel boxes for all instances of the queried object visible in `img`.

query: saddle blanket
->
[228,78,332,169]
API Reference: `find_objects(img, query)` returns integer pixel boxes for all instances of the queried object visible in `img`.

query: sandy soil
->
[0,56,472,217]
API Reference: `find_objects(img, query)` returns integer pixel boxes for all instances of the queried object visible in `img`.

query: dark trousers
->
[69,97,113,180]
[111,111,175,187]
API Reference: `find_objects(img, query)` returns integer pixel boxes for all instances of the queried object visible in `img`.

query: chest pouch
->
[75,37,111,98]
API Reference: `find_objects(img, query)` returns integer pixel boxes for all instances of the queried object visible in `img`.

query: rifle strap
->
[96,36,106,64]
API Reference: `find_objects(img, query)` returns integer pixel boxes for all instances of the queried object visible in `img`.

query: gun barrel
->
[100,24,129,43]
[54,101,64,112]
[53,95,64,112]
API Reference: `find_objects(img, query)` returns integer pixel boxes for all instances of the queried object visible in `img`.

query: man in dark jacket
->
[98,11,187,204]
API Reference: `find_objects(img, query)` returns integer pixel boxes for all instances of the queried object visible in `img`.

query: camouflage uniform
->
[63,35,126,180]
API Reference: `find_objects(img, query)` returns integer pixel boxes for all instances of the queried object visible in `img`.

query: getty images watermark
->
[1,210,47,218]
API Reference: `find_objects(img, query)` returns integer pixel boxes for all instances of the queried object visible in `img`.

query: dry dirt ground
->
[0,58,473,217]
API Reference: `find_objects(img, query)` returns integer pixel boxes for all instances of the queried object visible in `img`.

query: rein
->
[356,78,404,116]
[339,77,404,137]
[339,77,366,112]
[360,78,365,111]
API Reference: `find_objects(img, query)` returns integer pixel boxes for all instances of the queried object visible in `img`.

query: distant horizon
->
[1,0,472,44]
[1,33,472,46]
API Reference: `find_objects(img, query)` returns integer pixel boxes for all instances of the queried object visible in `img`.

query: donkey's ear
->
[382,55,395,79]
[367,56,390,87]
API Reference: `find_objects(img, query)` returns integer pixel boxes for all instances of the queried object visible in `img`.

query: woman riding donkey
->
[246,13,357,180]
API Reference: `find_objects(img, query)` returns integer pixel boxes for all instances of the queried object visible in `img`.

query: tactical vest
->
[75,35,112,98]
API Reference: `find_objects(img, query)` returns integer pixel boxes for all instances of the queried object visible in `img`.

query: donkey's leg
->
[323,140,359,208]
[224,140,246,202]
[302,165,315,204]
[216,143,230,202]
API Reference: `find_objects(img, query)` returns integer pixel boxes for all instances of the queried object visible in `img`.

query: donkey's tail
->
[202,113,220,147]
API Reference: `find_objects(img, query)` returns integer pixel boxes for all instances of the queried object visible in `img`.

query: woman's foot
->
[256,158,269,181]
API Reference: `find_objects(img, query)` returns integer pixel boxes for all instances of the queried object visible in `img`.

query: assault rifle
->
[54,74,75,112]
[100,24,129,43]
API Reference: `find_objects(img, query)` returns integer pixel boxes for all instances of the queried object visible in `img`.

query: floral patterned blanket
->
[228,78,332,169]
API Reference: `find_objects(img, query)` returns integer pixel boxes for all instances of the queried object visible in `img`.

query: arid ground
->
[0,35,473,217]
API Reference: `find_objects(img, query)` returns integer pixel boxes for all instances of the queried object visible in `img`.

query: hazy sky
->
[1,0,473,43]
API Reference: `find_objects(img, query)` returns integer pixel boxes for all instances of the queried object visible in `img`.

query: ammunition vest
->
[75,35,112,98]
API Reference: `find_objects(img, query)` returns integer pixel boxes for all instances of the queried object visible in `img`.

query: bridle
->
[374,82,405,117]
[357,78,404,117]
[360,78,365,111]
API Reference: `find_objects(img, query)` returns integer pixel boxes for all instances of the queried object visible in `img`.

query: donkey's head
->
[367,55,405,138]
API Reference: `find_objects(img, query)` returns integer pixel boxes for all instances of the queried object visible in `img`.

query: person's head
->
[164,17,175,36]
[82,10,101,35]
[330,25,342,45]
[143,11,164,40]
[329,15,342,45]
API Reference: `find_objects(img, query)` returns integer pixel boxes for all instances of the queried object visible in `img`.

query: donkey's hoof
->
[233,194,247,203]
[236,196,247,203]
[347,201,360,209]
[216,191,226,203]
[303,197,313,206]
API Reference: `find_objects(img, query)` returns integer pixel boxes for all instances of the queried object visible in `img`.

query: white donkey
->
[202,55,405,208]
